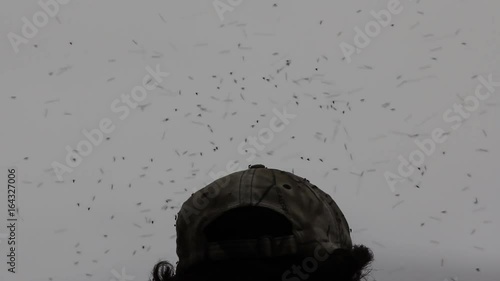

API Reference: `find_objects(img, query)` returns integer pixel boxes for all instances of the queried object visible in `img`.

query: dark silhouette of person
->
[149,164,374,281]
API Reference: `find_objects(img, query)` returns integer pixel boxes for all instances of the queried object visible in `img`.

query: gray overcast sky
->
[0,0,499,281]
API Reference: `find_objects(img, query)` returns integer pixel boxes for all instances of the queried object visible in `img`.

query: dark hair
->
[150,207,374,281]
[149,244,373,281]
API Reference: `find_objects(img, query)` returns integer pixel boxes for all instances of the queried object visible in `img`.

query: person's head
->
[149,164,374,281]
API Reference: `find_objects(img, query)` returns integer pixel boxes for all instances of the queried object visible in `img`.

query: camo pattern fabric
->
[175,165,353,274]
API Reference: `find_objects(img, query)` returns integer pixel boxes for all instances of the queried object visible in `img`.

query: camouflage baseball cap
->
[174,164,353,274]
